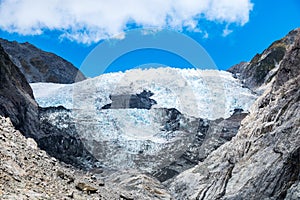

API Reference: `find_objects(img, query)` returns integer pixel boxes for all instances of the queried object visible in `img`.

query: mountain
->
[0,43,172,199]
[228,28,300,94]
[0,38,86,83]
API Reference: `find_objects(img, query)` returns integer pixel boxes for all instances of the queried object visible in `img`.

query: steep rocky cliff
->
[0,44,40,138]
[170,30,300,200]
[0,38,86,83]
[228,28,300,93]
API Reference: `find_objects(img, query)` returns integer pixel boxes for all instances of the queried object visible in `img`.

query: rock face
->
[0,44,40,138]
[0,43,96,169]
[170,29,300,200]
[102,90,157,109]
[38,106,98,168]
[0,38,86,83]
[152,109,247,182]
[228,28,300,93]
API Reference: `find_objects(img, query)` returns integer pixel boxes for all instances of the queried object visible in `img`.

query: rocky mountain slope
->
[0,38,85,83]
[228,28,300,93]
[0,43,97,168]
[0,116,119,199]
[170,30,300,199]
[0,116,174,200]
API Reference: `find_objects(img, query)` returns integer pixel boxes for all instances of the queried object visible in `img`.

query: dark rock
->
[120,193,134,200]
[102,90,157,110]
[0,38,86,83]
[0,47,96,168]
[152,168,179,182]
[162,108,182,132]
[98,182,105,187]
[0,42,94,168]
[75,182,98,194]
[56,170,75,184]
[274,34,300,90]
[0,44,40,138]
[38,106,98,168]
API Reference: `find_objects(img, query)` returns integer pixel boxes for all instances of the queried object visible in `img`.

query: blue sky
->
[0,0,299,77]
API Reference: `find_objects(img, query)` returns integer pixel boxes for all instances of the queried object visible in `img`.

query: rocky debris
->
[228,28,300,93]
[170,30,300,200]
[75,182,98,194]
[0,116,122,199]
[56,170,75,184]
[0,38,86,83]
[108,170,172,200]
[0,116,177,199]
[102,90,157,110]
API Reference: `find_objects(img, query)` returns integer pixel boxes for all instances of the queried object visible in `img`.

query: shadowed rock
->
[0,38,86,83]
[0,44,97,169]
[102,90,157,110]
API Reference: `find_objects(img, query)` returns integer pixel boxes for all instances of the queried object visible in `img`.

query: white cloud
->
[222,27,233,37]
[0,0,253,44]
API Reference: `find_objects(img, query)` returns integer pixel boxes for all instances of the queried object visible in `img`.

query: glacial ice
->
[31,67,257,170]
[31,67,256,120]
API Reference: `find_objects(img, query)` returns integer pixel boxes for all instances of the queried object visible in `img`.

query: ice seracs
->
[30,67,257,171]
[31,67,256,120]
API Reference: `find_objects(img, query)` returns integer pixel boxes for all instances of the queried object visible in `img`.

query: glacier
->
[31,67,256,119]
[31,67,257,171]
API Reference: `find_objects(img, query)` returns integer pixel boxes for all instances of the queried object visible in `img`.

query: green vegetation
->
[250,46,286,85]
